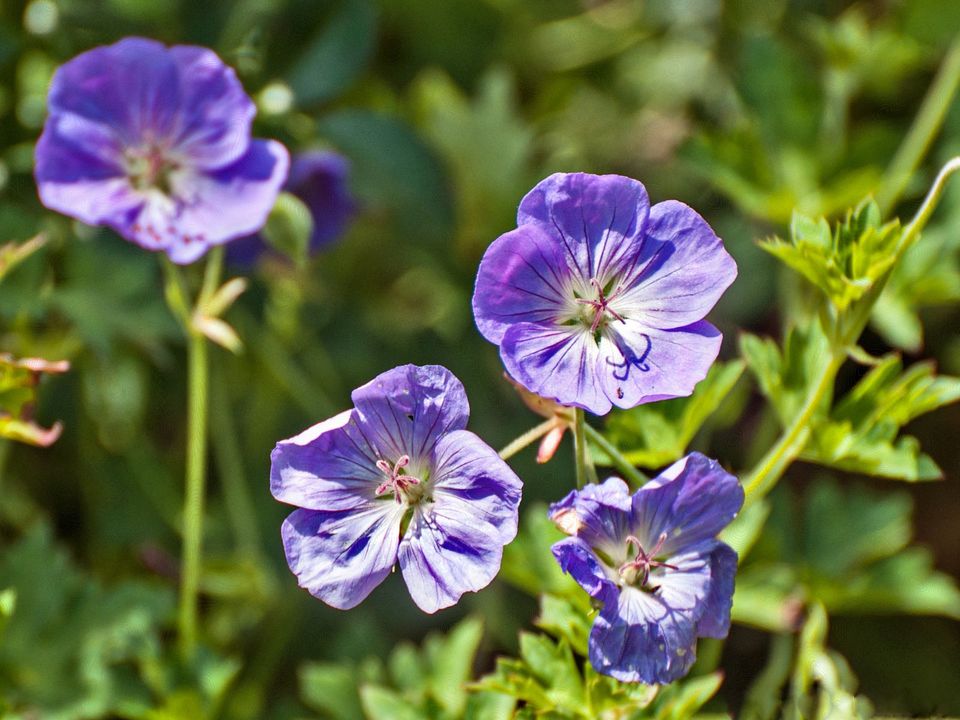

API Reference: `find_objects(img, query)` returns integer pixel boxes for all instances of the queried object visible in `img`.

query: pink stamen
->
[618,532,678,588]
[576,277,626,334]
[375,454,421,503]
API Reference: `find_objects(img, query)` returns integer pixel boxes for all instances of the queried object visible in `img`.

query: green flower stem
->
[162,248,224,660]
[498,418,558,461]
[741,351,843,506]
[582,423,649,487]
[573,408,598,488]
[876,35,960,215]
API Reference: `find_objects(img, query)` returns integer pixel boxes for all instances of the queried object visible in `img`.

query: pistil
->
[618,532,678,589]
[375,454,423,504]
[576,277,626,334]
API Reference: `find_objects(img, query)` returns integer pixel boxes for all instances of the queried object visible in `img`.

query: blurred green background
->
[0,0,958,717]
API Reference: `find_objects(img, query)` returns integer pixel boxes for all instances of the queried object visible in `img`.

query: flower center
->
[617,532,677,591]
[375,454,427,504]
[125,145,178,195]
[575,277,626,336]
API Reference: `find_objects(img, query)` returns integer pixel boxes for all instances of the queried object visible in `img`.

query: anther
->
[575,278,626,334]
[375,454,421,503]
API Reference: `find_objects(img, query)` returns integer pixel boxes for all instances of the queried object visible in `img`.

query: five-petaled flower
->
[270,364,522,613]
[550,453,743,684]
[35,37,289,264]
[473,173,737,415]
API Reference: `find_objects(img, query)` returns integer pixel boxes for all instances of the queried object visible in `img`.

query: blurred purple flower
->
[227,150,356,265]
[35,37,289,264]
[550,453,742,684]
[270,364,522,613]
[473,173,737,415]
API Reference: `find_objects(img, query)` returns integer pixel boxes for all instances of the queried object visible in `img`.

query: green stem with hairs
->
[582,423,649,487]
[572,408,598,488]
[498,418,558,461]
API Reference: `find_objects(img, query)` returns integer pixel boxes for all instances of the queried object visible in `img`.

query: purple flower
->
[472,173,737,415]
[227,150,357,265]
[35,37,289,264]
[270,364,522,613]
[550,453,743,684]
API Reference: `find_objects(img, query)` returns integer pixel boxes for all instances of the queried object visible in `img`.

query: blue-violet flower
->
[473,173,737,415]
[270,364,522,613]
[35,37,289,264]
[550,453,743,684]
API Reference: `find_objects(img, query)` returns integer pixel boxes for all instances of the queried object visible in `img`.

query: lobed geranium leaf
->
[802,355,960,481]
[593,360,745,469]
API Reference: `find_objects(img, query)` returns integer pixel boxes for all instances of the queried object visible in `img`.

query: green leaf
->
[740,322,831,425]
[463,690,515,720]
[0,235,46,284]
[0,523,174,719]
[299,663,364,720]
[358,685,425,720]
[734,479,960,629]
[802,355,960,480]
[648,671,724,720]
[759,201,902,310]
[535,594,592,657]
[286,0,377,106]
[594,360,745,468]
[425,616,484,715]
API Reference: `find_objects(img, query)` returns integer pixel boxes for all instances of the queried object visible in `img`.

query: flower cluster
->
[270,364,522,613]
[473,173,737,415]
[550,454,743,684]
[35,37,288,264]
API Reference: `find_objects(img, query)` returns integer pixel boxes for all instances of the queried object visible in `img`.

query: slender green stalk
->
[498,418,558,461]
[178,322,209,660]
[572,408,598,488]
[164,248,224,661]
[742,352,843,506]
[875,35,960,214]
[582,423,649,486]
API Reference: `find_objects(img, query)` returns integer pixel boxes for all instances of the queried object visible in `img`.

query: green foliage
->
[300,617,512,720]
[740,322,832,426]
[262,192,315,268]
[760,202,901,311]
[0,524,173,719]
[594,360,745,469]
[498,505,576,598]
[286,0,377,107]
[734,479,960,632]
[802,355,960,481]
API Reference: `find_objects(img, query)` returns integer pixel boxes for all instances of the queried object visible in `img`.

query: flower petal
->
[161,138,290,263]
[431,430,522,545]
[48,37,181,144]
[168,45,256,169]
[398,500,509,613]
[473,223,573,344]
[589,572,704,684]
[34,114,141,227]
[499,323,613,415]
[696,542,738,638]
[549,478,634,560]
[602,319,723,408]
[552,536,620,605]
[350,364,470,464]
[631,452,744,556]
[517,173,651,282]
[270,409,383,512]
[616,200,737,329]
[281,504,404,610]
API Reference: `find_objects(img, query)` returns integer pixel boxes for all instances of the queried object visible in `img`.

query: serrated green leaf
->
[535,594,592,657]
[463,690,515,720]
[595,360,745,468]
[649,671,723,720]
[426,616,484,715]
[518,633,584,712]
[499,505,575,597]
